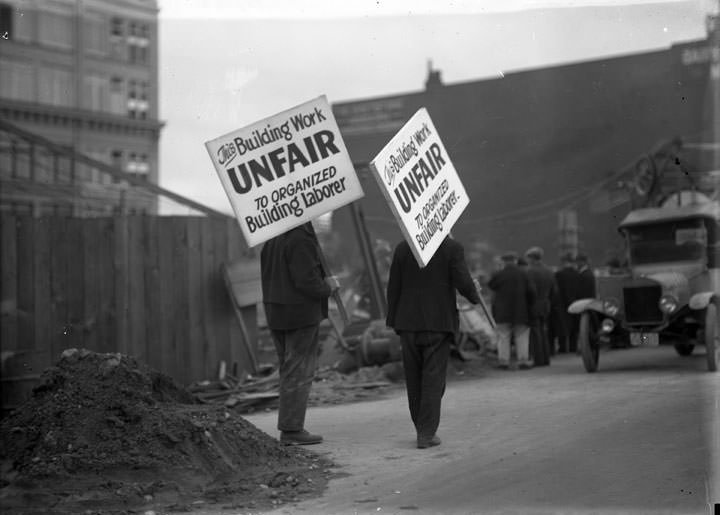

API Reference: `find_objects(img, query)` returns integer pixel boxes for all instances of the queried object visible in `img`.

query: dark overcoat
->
[526,263,557,318]
[260,223,331,330]
[555,266,580,308]
[577,268,597,299]
[386,237,480,335]
[488,263,536,325]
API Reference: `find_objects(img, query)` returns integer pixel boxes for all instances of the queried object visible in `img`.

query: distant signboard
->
[369,108,469,267]
[205,96,364,247]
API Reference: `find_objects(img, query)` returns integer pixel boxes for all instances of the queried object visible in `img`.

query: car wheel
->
[579,311,600,373]
[673,342,695,356]
[705,299,719,372]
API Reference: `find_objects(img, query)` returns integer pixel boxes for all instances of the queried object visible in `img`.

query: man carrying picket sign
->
[386,235,480,449]
[261,221,340,445]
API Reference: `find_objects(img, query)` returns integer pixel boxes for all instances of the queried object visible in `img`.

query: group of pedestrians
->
[259,222,595,451]
[486,247,596,369]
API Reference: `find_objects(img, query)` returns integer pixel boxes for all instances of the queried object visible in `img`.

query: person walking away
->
[260,222,340,446]
[554,253,580,353]
[386,236,480,449]
[524,247,556,367]
[488,252,536,370]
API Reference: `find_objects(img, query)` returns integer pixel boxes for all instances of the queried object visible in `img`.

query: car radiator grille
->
[623,285,663,324]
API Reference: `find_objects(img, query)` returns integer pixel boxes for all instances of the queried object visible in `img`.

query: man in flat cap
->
[488,251,536,369]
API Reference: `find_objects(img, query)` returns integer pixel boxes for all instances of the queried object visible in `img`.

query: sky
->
[156,0,716,214]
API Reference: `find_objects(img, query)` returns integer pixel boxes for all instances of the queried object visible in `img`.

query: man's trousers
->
[271,324,320,432]
[400,331,452,442]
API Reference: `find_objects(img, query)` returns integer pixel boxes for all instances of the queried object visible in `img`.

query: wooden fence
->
[1,214,260,412]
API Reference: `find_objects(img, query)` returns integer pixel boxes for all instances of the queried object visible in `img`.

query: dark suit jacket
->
[386,237,480,335]
[488,263,536,325]
[261,223,331,330]
[526,262,557,318]
[555,266,580,308]
[577,267,597,299]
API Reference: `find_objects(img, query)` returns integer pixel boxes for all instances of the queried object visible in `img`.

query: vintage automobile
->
[569,198,719,372]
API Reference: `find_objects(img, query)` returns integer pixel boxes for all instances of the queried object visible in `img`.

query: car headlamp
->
[600,318,615,334]
[659,295,678,314]
[602,298,620,317]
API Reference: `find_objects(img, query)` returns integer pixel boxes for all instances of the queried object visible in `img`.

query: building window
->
[83,73,109,111]
[84,13,108,55]
[110,76,125,114]
[127,79,137,118]
[38,66,73,106]
[0,4,11,37]
[127,21,150,65]
[110,16,125,60]
[38,10,73,49]
[0,58,35,102]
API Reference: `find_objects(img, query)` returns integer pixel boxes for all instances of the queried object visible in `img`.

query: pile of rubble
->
[0,349,335,515]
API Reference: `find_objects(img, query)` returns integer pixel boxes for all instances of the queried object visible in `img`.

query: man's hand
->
[325,275,340,293]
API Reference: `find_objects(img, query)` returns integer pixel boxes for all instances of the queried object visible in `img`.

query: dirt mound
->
[0,349,335,514]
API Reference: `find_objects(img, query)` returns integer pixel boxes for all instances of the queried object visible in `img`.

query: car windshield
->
[626,219,706,265]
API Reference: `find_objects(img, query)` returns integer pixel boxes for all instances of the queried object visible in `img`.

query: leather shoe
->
[280,430,323,446]
[417,435,441,449]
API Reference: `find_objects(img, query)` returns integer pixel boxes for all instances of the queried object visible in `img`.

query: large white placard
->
[369,108,469,267]
[205,95,364,247]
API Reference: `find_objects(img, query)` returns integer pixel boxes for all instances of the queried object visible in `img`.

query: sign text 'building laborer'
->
[205,95,364,247]
[369,108,469,267]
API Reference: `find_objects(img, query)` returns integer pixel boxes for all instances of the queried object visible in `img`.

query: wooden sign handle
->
[317,248,350,328]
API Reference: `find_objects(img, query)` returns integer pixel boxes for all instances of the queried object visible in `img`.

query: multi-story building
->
[0,0,162,215]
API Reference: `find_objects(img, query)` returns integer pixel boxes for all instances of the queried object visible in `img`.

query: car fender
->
[568,298,604,315]
[689,292,717,311]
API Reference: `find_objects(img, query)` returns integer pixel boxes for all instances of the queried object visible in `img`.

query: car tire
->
[705,299,719,372]
[579,311,599,373]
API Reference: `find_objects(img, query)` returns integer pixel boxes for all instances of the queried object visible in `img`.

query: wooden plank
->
[49,215,69,361]
[225,219,242,377]
[33,217,52,364]
[113,216,129,355]
[127,216,146,363]
[82,218,101,352]
[1,215,18,354]
[212,219,230,377]
[65,217,85,350]
[157,217,175,378]
[186,217,206,383]
[144,215,162,371]
[200,218,218,379]
[171,216,190,386]
[96,217,115,353]
[15,216,35,350]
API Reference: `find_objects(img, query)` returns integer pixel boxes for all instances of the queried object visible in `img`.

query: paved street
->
[239,345,719,515]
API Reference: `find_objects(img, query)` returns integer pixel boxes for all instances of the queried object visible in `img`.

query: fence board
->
[144,216,162,372]
[200,222,218,379]
[33,218,52,359]
[212,220,230,376]
[97,218,115,353]
[127,216,146,362]
[82,218,101,352]
[15,216,34,349]
[1,215,18,352]
[49,216,69,358]
[65,217,84,349]
[171,217,190,385]
[113,216,129,355]
[186,217,205,383]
